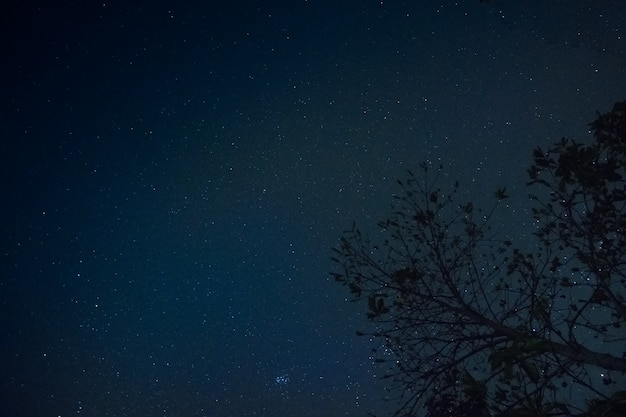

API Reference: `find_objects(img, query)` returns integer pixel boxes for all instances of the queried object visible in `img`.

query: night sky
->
[1,1,625,416]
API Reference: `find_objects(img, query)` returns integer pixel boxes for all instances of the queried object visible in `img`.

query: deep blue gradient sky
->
[1,1,625,416]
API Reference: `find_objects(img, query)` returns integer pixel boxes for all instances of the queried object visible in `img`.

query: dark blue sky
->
[1,1,625,416]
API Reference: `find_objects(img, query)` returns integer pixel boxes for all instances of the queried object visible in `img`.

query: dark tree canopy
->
[331,102,626,417]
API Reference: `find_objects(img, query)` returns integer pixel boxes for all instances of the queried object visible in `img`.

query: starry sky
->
[1,1,625,416]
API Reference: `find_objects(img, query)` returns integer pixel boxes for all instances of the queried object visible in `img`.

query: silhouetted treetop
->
[331,101,626,417]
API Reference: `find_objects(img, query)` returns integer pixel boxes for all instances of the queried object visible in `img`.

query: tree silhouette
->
[331,102,626,417]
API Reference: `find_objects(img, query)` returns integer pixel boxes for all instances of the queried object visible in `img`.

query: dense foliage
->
[331,102,626,416]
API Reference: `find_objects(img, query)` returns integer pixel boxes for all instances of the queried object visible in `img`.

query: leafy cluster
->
[331,102,626,417]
